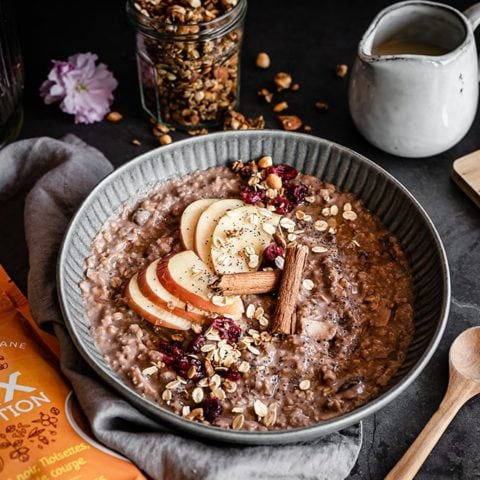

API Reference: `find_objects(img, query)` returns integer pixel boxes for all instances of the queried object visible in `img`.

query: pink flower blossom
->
[40,52,118,124]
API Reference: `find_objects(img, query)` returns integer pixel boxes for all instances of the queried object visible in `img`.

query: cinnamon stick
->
[216,270,281,296]
[270,244,309,334]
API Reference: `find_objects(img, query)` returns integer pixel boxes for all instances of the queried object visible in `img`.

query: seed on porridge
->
[280,217,296,230]
[232,406,245,413]
[254,306,265,319]
[201,343,216,353]
[343,210,358,221]
[212,295,227,306]
[162,390,172,402]
[246,304,256,319]
[299,379,311,391]
[330,205,339,216]
[247,344,261,355]
[197,377,209,388]
[264,405,277,427]
[142,365,158,376]
[295,210,306,220]
[305,195,315,203]
[302,279,314,291]
[343,202,352,212]
[238,361,250,373]
[258,207,273,218]
[321,207,331,217]
[232,414,245,430]
[182,406,191,417]
[187,366,198,379]
[165,380,181,390]
[303,214,312,222]
[209,374,222,390]
[275,256,285,270]
[288,233,297,242]
[314,220,329,231]
[262,222,276,235]
[312,245,329,253]
[254,400,269,418]
[224,379,237,393]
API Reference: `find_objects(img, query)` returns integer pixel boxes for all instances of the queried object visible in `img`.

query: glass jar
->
[127,0,247,131]
[0,0,24,148]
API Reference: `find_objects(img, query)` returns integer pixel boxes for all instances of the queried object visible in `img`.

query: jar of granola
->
[127,0,247,131]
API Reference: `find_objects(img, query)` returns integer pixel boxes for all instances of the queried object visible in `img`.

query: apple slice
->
[211,205,281,275]
[180,198,219,250]
[138,259,209,324]
[125,274,193,330]
[157,250,244,317]
[194,198,244,267]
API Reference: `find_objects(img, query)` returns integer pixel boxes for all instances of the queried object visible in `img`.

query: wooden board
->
[451,150,480,209]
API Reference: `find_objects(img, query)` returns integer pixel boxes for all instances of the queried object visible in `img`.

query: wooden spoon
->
[386,326,480,480]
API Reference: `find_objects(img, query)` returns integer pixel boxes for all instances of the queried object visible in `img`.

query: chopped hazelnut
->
[131,139,141,146]
[274,72,292,90]
[273,101,288,113]
[258,155,273,168]
[159,134,173,145]
[335,64,348,78]
[304,125,312,132]
[291,83,300,91]
[266,173,282,189]
[258,88,273,104]
[277,115,303,131]
[256,52,271,69]
[315,101,329,111]
[106,111,123,122]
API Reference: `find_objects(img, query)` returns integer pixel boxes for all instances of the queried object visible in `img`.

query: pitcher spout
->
[358,1,468,63]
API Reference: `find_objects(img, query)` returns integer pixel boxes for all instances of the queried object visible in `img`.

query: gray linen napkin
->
[0,135,362,480]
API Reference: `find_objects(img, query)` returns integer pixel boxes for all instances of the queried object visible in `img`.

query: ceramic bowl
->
[57,130,450,445]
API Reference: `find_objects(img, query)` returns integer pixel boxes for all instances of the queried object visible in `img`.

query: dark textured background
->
[1,1,480,478]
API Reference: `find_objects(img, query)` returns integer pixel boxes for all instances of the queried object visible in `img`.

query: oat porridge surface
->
[81,164,414,431]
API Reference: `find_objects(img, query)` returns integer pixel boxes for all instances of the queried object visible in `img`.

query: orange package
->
[0,265,147,480]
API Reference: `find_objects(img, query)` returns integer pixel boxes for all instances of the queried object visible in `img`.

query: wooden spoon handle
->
[385,379,475,480]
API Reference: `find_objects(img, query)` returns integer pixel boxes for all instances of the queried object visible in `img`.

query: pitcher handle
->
[464,3,480,29]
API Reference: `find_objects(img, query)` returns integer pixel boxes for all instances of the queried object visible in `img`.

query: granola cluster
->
[130,0,245,129]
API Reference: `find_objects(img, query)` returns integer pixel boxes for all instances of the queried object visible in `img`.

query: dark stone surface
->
[1,0,479,478]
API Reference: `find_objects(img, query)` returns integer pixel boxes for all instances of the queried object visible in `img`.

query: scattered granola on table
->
[82,155,414,431]
[223,108,265,130]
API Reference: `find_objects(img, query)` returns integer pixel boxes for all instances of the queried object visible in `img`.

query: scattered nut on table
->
[256,52,271,68]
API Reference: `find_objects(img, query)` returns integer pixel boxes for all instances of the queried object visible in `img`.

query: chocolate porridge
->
[81,158,414,431]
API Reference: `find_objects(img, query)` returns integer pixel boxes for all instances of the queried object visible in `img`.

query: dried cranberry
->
[267,164,298,180]
[218,369,241,382]
[240,185,266,205]
[262,243,285,267]
[211,317,242,344]
[200,397,222,423]
[268,196,293,214]
[157,340,182,365]
[158,340,182,357]
[174,355,203,381]
[188,334,206,353]
[225,370,241,382]
[285,182,308,204]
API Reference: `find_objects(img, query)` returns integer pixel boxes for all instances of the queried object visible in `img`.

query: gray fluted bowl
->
[57,130,450,445]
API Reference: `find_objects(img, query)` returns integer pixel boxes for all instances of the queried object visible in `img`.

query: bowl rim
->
[57,130,450,445]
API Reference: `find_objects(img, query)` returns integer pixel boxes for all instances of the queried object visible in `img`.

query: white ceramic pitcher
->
[349,1,480,158]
